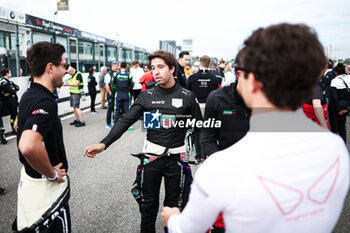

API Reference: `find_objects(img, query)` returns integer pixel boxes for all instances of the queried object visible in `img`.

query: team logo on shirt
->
[32,109,48,115]
[172,98,183,108]
[258,157,340,220]
[152,100,165,104]
[222,109,237,115]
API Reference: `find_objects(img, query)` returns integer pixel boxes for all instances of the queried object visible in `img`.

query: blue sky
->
[1,0,349,60]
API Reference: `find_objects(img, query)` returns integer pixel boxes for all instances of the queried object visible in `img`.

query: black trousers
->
[114,92,130,123]
[46,202,71,233]
[329,106,347,143]
[106,92,115,124]
[140,156,188,233]
[132,89,141,102]
[0,101,4,129]
[4,96,18,131]
[12,202,71,233]
[89,91,96,112]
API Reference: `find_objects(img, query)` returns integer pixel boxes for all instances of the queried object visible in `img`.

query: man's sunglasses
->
[60,62,70,70]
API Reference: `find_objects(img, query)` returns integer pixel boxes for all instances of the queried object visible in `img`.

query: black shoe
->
[70,119,80,125]
[0,187,7,194]
[0,131,7,144]
[75,121,86,127]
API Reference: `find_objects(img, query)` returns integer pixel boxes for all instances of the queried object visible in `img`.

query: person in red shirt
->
[139,65,154,91]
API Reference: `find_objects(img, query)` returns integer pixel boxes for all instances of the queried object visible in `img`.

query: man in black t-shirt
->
[16,42,71,232]
[302,81,329,128]
[187,55,219,103]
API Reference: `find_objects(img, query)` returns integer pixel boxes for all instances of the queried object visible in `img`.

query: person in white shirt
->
[161,23,350,233]
[221,63,236,86]
[130,60,144,102]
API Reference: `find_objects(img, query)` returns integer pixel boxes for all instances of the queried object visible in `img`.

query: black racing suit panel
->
[202,82,250,157]
[101,83,204,160]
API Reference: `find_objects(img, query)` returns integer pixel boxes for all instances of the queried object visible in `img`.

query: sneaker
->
[70,119,80,125]
[0,130,7,145]
[0,187,7,195]
[128,126,134,131]
[106,124,112,129]
[75,121,86,127]
[91,111,96,114]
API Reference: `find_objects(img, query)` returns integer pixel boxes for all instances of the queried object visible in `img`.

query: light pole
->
[53,11,58,23]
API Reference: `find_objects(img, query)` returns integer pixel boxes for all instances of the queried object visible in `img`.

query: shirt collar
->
[30,82,56,99]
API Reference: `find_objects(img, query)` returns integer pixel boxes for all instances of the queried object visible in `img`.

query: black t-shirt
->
[307,83,326,105]
[17,82,68,178]
[76,72,83,83]
[186,70,219,103]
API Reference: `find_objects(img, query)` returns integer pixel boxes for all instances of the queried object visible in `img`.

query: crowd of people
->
[1,22,350,233]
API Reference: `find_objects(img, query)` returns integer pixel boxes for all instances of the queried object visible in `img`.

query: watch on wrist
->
[46,168,58,182]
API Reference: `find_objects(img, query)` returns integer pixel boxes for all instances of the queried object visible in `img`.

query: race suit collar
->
[156,82,178,94]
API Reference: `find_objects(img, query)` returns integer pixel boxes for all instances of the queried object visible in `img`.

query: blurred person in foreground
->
[162,23,350,233]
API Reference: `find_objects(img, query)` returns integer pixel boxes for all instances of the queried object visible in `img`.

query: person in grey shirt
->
[99,66,107,109]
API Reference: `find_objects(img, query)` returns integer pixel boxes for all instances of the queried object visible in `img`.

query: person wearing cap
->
[162,23,349,233]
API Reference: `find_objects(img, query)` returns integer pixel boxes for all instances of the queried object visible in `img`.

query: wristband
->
[46,168,58,182]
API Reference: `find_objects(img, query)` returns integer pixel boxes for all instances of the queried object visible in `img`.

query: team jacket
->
[101,83,204,160]
[186,69,219,103]
[112,69,133,93]
[202,82,250,157]
[0,76,19,98]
